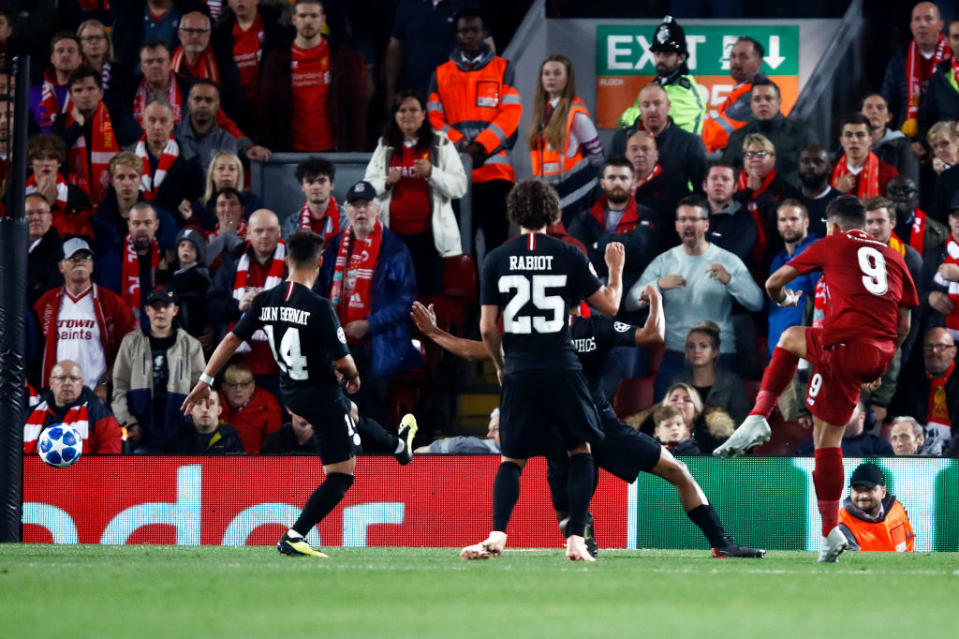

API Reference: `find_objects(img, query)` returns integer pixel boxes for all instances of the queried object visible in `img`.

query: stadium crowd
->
[3,1,959,458]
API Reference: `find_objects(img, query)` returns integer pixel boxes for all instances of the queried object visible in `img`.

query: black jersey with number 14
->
[481,233,602,372]
[232,281,350,397]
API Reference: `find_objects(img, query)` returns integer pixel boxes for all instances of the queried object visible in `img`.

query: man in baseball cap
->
[836,462,915,553]
[618,15,705,135]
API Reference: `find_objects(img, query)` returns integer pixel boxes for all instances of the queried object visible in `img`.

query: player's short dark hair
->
[687,320,720,352]
[68,66,102,90]
[286,230,325,268]
[676,195,709,220]
[840,113,873,132]
[50,31,81,54]
[751,77,780,98]
[736,36,764,58]
[825,194,866,230]
[777,198,808,220]
[295,156,335,184]
[864,196,896,222]
[507,179,559,230]
[603,155,634,175]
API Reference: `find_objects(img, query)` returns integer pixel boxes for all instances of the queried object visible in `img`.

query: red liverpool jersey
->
[788,229,918,347]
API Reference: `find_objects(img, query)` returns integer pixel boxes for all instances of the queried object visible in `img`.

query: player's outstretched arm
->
[334,354,362,394]
[765,264,802,307]
[411,301,491,362]
[480,304,505,383]
[587,242,625,316]
[181,332,244,414]
[634,284,665,347]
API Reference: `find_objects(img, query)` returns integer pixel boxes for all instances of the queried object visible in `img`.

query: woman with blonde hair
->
[628,382,735,455]
[197,151,261,229]
[527,54,604,226]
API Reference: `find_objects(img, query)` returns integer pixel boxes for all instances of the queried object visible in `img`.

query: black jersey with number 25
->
[481,233,602,372]
[232,281,350,395]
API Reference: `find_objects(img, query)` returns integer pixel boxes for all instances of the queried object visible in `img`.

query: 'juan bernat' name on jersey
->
[481,233,602,373]
[233,281,350,395]
[570,315,638,412]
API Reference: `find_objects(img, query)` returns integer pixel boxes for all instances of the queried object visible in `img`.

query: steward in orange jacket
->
[427,11,522,251]
[702,72,768,153]
[837,463,915,552]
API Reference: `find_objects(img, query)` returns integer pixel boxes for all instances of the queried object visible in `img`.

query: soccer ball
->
[37,425,83,468]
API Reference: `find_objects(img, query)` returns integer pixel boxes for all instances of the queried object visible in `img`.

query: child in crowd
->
[654,404,702,455]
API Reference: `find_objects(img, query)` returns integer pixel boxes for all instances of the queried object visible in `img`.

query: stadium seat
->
[613,376,656,419]
[443,254,477,303]
[752,419,809,456]
[441,254,477,335]
[647,343,665,375]
[880,421,893,442]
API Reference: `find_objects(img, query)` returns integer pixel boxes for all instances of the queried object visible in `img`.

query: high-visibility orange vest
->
[702,81,754,153]
[839,499,915,552]
[530,97,590,179]
[428,54,522,183]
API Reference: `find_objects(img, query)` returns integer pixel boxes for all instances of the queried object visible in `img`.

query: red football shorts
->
[803,327,896,426]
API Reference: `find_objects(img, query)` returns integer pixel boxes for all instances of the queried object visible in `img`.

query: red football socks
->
[749,347,799,418]
[813,447,844,537]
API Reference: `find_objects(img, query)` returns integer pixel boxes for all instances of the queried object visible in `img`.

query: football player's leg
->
[650,448,763,558]
[812,416,846,538]
[461,456,525,560]
[751,325,808,419]
[280,457,356,557]
[564,443,596,562]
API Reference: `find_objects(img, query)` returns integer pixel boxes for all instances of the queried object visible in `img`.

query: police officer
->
[618,16,706,136]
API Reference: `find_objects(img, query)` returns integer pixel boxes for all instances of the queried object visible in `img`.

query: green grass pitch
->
[1,545,956,638]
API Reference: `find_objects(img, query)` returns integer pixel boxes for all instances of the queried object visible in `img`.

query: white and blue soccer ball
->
[37,425,83,468]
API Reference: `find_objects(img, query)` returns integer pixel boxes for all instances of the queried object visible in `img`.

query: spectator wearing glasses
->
[218,362,282,454]
[722,78,813,187]
[890,328,958,446]
[23,359,123,456]
[26,193,64,308]
[928,122,959,221]
[33,238,136,403]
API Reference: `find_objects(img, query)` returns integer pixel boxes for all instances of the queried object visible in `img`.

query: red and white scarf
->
[66,101,118,206]
[736,169,774,261]
[121,234,161,312]
[934,236,959,335]
[171,46,220,84]
[133,75,183,126]
[26,173,69,210]
[330,220,383,330]
[906,34,951,125]
[633,164,662,192]
[39,68,70,129]
[831,152,880,199]
[134,134,179,201]
[23,400,89,454]
[298,197,341,241]
[928,361,955,432]
[231,241,286,349]
[909,209,928,255]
